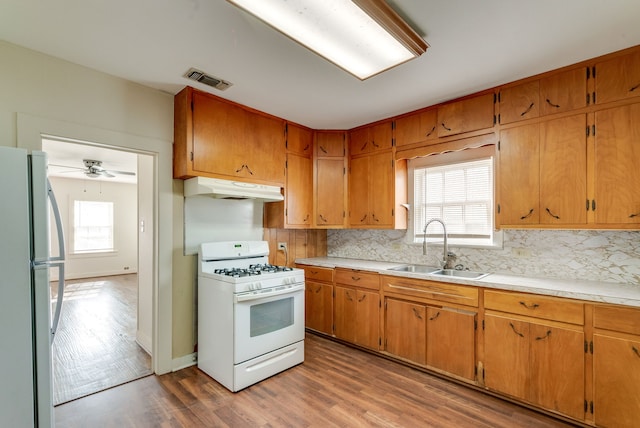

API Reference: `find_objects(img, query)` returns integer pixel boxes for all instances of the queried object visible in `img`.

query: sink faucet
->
[423,218,451,269]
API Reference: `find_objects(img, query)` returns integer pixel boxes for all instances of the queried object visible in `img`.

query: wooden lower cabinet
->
[305,280,333,335]
[334,285,380,350]
[484,313,585,420]
[426,307,476,380]
[384,298,426,365]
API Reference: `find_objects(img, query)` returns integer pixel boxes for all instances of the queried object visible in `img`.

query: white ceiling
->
[2,0,640,132]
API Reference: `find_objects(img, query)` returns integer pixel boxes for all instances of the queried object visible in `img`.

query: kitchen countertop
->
[295,257,640,308]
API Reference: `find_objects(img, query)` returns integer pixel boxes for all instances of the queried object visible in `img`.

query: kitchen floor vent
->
[184,68,232,91]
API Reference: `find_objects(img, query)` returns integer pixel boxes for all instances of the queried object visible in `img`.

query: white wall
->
[49,177,138,279]
[0,40,176,373]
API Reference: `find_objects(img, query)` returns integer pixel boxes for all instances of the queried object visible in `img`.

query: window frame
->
[71,199,116,254]
[407,145,503,249]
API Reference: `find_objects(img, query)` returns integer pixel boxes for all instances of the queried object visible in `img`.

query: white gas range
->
[197,241,305,392]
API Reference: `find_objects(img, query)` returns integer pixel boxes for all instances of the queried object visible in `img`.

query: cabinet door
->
[594,104,640,224]
[287,123,313,156]
[426,307,476,380]
[499,81,539,125]
[334,286,356,343]
[385,298,426,364]
[286,153,312,227]
[349,127,371,156]
[305,281,333,334]
[498,123,540,225]
[316,158,346,227]
[370,121,393,152]
[369,151,394,226]
[595,50,640,104]
[529,323,585,420]
[349,155,370,226]
[539,114,587,225]
[245,113,285,184]
[395,109,438,147]
[315,131,345,157]
[593,334,640,428]
[438,93,494,137]
[355,289,380,350]
[484,314,529,401]
[539,67,587,116]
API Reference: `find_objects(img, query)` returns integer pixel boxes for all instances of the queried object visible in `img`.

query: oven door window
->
[250,297,294,337]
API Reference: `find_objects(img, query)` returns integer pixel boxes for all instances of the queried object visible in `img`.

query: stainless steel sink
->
[429,269,489,279]
[387,264,439,274]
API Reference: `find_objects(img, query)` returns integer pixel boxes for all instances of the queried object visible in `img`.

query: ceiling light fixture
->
[226,0,428,80]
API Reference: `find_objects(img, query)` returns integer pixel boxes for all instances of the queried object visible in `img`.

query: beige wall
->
[0,40,195,367]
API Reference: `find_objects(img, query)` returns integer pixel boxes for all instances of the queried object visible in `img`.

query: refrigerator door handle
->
[47,178,65,262]
[49,262,65,340]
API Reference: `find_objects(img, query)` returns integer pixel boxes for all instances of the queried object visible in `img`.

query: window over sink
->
[408,145,502,249]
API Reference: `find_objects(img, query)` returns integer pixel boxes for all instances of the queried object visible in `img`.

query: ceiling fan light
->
[226,0,427,80]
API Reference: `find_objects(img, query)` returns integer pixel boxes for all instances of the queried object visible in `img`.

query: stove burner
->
[214,264,293,277]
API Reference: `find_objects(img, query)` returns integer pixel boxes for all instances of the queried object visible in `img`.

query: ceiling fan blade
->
[105,170,136,176]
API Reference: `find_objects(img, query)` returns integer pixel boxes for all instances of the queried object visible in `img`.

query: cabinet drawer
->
[381,275,478,307]
[298,265,333,283]
[484,290,584,325]
[594,305,640,336]
[335,269,379,290]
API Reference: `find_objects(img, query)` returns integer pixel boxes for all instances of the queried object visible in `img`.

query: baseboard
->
[173,352,197,371]
[64,270,139,280]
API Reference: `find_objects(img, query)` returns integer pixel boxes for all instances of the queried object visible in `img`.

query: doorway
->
[42,137,154,404]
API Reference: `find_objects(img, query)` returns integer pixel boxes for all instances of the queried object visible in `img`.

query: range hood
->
[183,177,284,202]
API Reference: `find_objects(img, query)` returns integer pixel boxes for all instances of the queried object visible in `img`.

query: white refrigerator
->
[0,146,65,427]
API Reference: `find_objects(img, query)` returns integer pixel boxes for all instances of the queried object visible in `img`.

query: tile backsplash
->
[328,229,640,285]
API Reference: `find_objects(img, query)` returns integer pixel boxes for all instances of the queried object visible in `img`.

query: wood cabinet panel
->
[381,275,479,307]
[315,158,346,227]
[349,122,393,156]
[315,131,345,157]
[369,151,394,226]
[498,123,540,225]
[287,123,313,156]
[284,152,312,227]
[384,298,426,365]
[335,269,379,290]
[594,305,640,336]
[539,67,587,116]
[300,265,333,283]
[484,290,584,325]
[348,155,370,226]
[593,333,640,428]
[595,50,640,104]
[305,281,333,334]
[355,289,381,350]
[334,285,357,343]
[426,307,476,380]
[437,93,494,137]
[539,114,587,225]
[499,81,540,124]
[394,108,438,147]
[594,104,640,224]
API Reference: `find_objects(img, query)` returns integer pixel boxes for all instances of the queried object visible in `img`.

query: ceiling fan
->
[52,159,136,179]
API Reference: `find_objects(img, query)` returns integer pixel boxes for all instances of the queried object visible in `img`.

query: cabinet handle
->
[509,322,525,338]
[244,164,254,175]
[358,294,367,302]
[351,276,361,281]
[319,145,328,154]
[630,83,640,93]
[360,214,368,222]
[535,330,552,341]
[303,214,310,222]
[429,311,440,321]
[520,102,535,117]
[372,213,379,222]
[360,142,368,151]
[303,144,310,152]
[520,208,534,220]
[441,122,452,132]
[314,285,322,293]
[545,208,560,220]
[629,213,640,218]
[412,307,423,320]
[235,164,246,173]
[519,301,540,310]
[426,126,436,137]
[310,270,318,275]
[346,291,354,301]
[371,140,380,148]
[633,346,640,358]
[319,214,328,223]
[545,98,561,109]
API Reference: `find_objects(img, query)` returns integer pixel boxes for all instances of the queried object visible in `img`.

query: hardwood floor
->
[55,333,576,427]
[51,274,152,405]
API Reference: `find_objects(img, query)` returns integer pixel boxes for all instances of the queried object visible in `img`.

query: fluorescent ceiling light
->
[227,0,428,80]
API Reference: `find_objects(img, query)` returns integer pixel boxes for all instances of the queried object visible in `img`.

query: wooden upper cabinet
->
[539,67,587,116]
[498,81,540,124]
[437,92,495,137]
[595,49,640,104]
[539,114,587,225]
[594,103,640,224]
[315,158,346,228]
[286,123,313,157]
[284,152,312,227]
[349,121,393,156]
[315,131,345,158]
[498,123,540,225]
[394,108,438,147]
[175,87,285,186]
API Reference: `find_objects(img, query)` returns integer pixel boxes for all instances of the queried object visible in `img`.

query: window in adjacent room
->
[72,200,114,253]
[408,146,502,248]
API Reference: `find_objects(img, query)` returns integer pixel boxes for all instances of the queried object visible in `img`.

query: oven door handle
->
[235,283,305,303]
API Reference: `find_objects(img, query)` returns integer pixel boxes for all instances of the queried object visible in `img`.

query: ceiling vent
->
[184,68,233,91]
